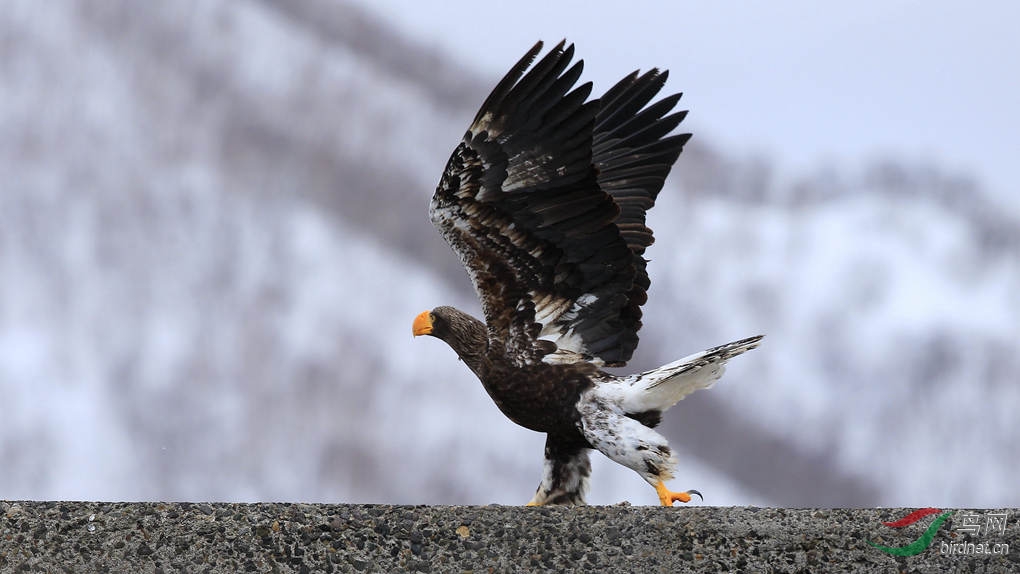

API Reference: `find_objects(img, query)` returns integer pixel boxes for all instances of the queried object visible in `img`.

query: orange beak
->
[412,310,434,336]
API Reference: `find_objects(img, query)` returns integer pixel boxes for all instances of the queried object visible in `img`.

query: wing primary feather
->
[599,134,691,174]
[594,109,688,159]
[472,40,545,128]
[603,95,684,146]
[595,69,669,136]
[496,41,572,128]
[530,62,587,128]
[597,70,641,114]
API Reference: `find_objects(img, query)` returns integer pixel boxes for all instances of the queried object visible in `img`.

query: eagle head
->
[412,306,468,341]
[412,307,488,376]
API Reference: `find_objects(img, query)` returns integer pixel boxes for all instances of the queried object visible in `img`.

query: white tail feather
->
[613,335,763,414]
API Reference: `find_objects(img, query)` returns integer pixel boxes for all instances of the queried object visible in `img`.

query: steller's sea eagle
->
[413,40,762,506]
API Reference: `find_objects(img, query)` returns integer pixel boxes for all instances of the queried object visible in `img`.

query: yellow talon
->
[525,501,540,507]
[655,480,702,506]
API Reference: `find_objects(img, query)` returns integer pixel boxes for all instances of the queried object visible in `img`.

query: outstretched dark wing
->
[429,40,688,367]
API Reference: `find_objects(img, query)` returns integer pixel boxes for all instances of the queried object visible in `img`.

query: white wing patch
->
[535,292,601,351]
[533,292,570,327]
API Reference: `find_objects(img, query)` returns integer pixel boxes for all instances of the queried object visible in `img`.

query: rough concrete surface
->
[1,502,1017,573]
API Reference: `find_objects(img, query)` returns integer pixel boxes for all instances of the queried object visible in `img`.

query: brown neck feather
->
[432,306,489,377]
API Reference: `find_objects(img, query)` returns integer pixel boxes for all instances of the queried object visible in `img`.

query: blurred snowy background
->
[2,0,1018,507]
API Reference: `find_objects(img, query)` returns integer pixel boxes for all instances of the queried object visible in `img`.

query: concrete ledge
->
[2,502,1017,573]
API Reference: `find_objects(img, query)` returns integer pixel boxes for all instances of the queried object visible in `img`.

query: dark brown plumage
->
[414,41,762,506]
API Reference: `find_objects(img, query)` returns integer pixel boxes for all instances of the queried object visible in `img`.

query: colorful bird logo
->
[868,508,953,556]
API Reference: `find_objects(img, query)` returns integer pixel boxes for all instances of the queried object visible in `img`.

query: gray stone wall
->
[2,502,1017,572]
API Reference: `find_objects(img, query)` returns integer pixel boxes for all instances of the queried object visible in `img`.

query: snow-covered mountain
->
[2,0,1017,507]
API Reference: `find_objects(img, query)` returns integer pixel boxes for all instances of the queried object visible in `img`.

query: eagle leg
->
[579,396,708,506]
[527,435,591,506]
[654,481,703,506]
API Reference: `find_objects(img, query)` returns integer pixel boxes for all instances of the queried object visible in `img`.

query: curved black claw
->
[686,489,703,501]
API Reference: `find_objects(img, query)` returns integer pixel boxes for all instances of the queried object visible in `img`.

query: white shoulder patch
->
[541,348,604,367]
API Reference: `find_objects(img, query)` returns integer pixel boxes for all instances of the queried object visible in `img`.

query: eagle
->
[413,40,762,506]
